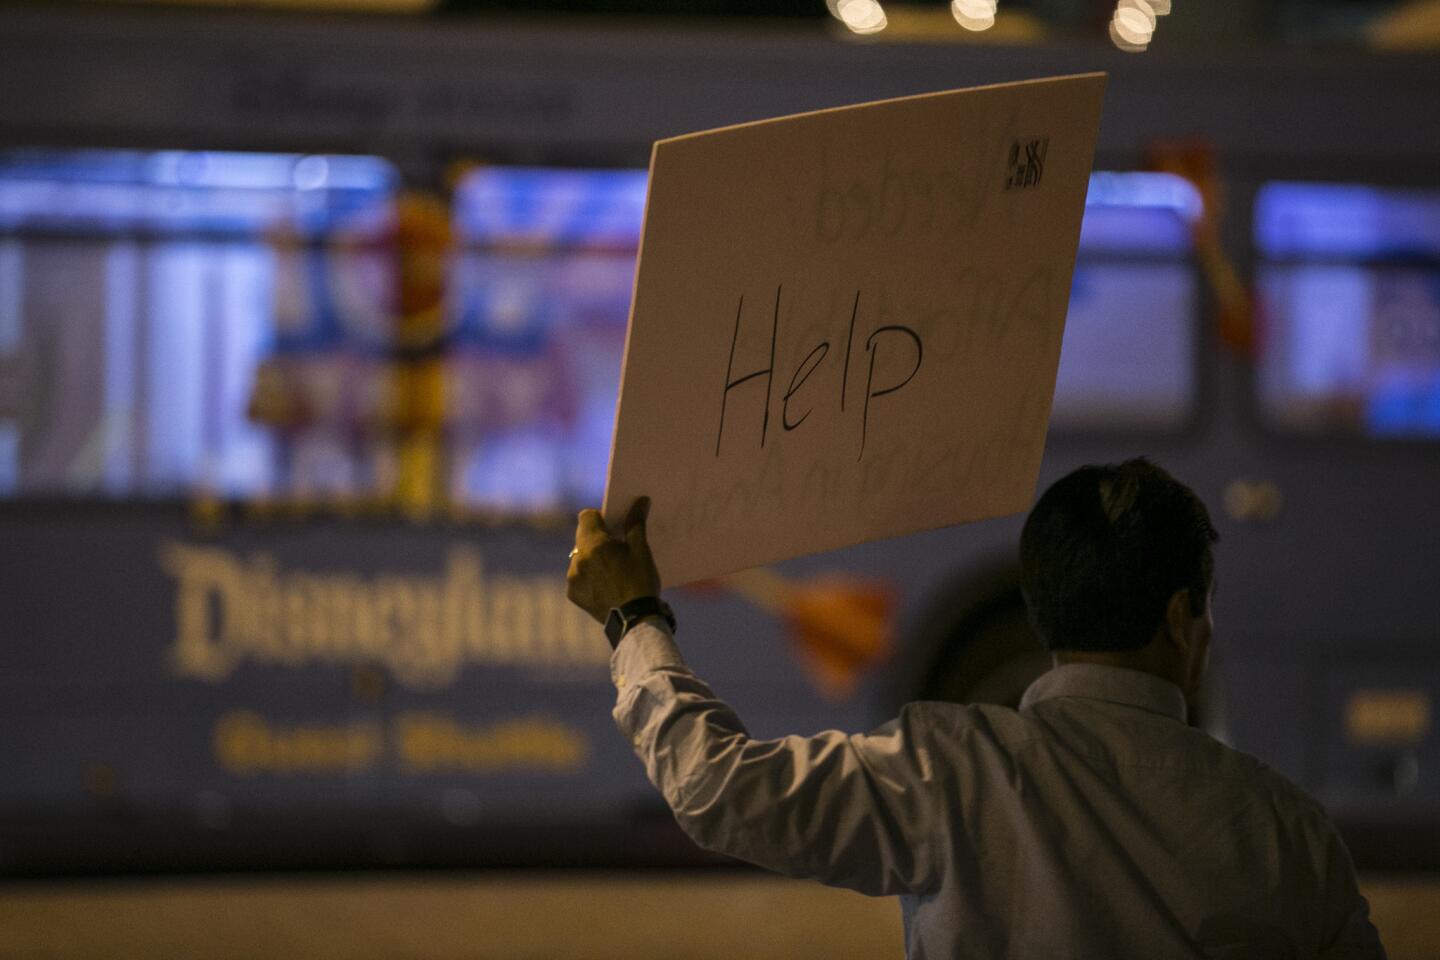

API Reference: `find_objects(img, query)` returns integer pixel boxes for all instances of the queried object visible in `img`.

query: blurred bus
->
[0,4,1436,876]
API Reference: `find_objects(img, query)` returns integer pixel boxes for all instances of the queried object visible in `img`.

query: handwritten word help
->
[715,285,923,462]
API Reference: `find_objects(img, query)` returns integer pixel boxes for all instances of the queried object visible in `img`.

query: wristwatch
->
[604,596,677,649]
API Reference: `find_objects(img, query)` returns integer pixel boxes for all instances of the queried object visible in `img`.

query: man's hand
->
[566,496,661,623]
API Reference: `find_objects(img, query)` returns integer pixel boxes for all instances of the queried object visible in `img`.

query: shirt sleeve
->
[1317,827,1387,959]
[611,620,947,898]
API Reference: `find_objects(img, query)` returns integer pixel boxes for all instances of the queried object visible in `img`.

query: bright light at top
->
[831,0,887,34]
[1111,0,1171,51]
[1120,0,1158,26]
[951,0,997,31]
[1114,2,1155,43]
[1109,20,1145,51]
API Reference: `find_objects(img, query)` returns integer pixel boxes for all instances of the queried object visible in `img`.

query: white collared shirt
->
[612,622,1385,959]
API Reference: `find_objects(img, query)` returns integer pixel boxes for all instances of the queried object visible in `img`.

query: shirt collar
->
[1020,662,1188,723]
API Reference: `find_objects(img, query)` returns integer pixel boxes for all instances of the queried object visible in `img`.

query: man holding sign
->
[568,78,1383,956]
[566,469,1384,958]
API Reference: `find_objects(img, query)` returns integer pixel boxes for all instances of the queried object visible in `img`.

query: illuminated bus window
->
[1050,172,1201,431]
[0,239,16,492]
[448,167,646,512]
[1256,183,1440,438]
[1053,263,1197,430]
[0,422,15,495]
[0,149,398,498]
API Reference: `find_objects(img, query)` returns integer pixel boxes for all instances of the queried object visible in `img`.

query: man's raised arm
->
[566,498,948,897]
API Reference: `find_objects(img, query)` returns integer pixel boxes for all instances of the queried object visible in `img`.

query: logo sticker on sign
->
[1007,136,1051,190]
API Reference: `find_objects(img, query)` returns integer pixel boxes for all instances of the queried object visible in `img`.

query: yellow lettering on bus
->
[162,544,610,689]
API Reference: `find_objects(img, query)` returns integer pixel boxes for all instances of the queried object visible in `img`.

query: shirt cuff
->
[610,618,686,689]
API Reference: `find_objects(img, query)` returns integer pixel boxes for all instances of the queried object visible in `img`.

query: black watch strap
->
[604,596,676,649]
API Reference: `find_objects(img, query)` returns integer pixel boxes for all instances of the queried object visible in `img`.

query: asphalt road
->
[1,871,1436,959]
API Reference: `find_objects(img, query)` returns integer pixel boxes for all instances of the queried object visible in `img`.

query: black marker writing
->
[859,325,923,462]
[715,286,781,457]
[715,285,923,460]
[783,342,829,431]
[841,290,859,412]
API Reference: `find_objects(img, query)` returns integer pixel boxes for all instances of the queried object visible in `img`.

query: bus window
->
[0,149,398,498]
[448,166,645,513]
[1049,172,1202,432]
[0,159,1201,507]
[0,238,17,492]
[1256,182,1440,439]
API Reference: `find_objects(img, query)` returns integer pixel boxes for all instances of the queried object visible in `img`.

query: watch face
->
[603,598,673,648]
[604,607,626,647]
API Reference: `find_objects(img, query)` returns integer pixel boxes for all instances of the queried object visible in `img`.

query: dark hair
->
[1019,459,1218,652]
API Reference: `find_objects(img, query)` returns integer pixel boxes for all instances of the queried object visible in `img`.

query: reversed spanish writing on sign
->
[605,74,1107,586]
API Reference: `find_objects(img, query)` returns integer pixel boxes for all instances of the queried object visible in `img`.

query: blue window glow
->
[1056,172,1200,429]
[1256,182,1440,439]
[0,156,1208,508]
[0,149,395,237]
[0,149,399,499]
[1257,183,1440,260]
[1078,171,1201,255]
[453,167,649,248]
